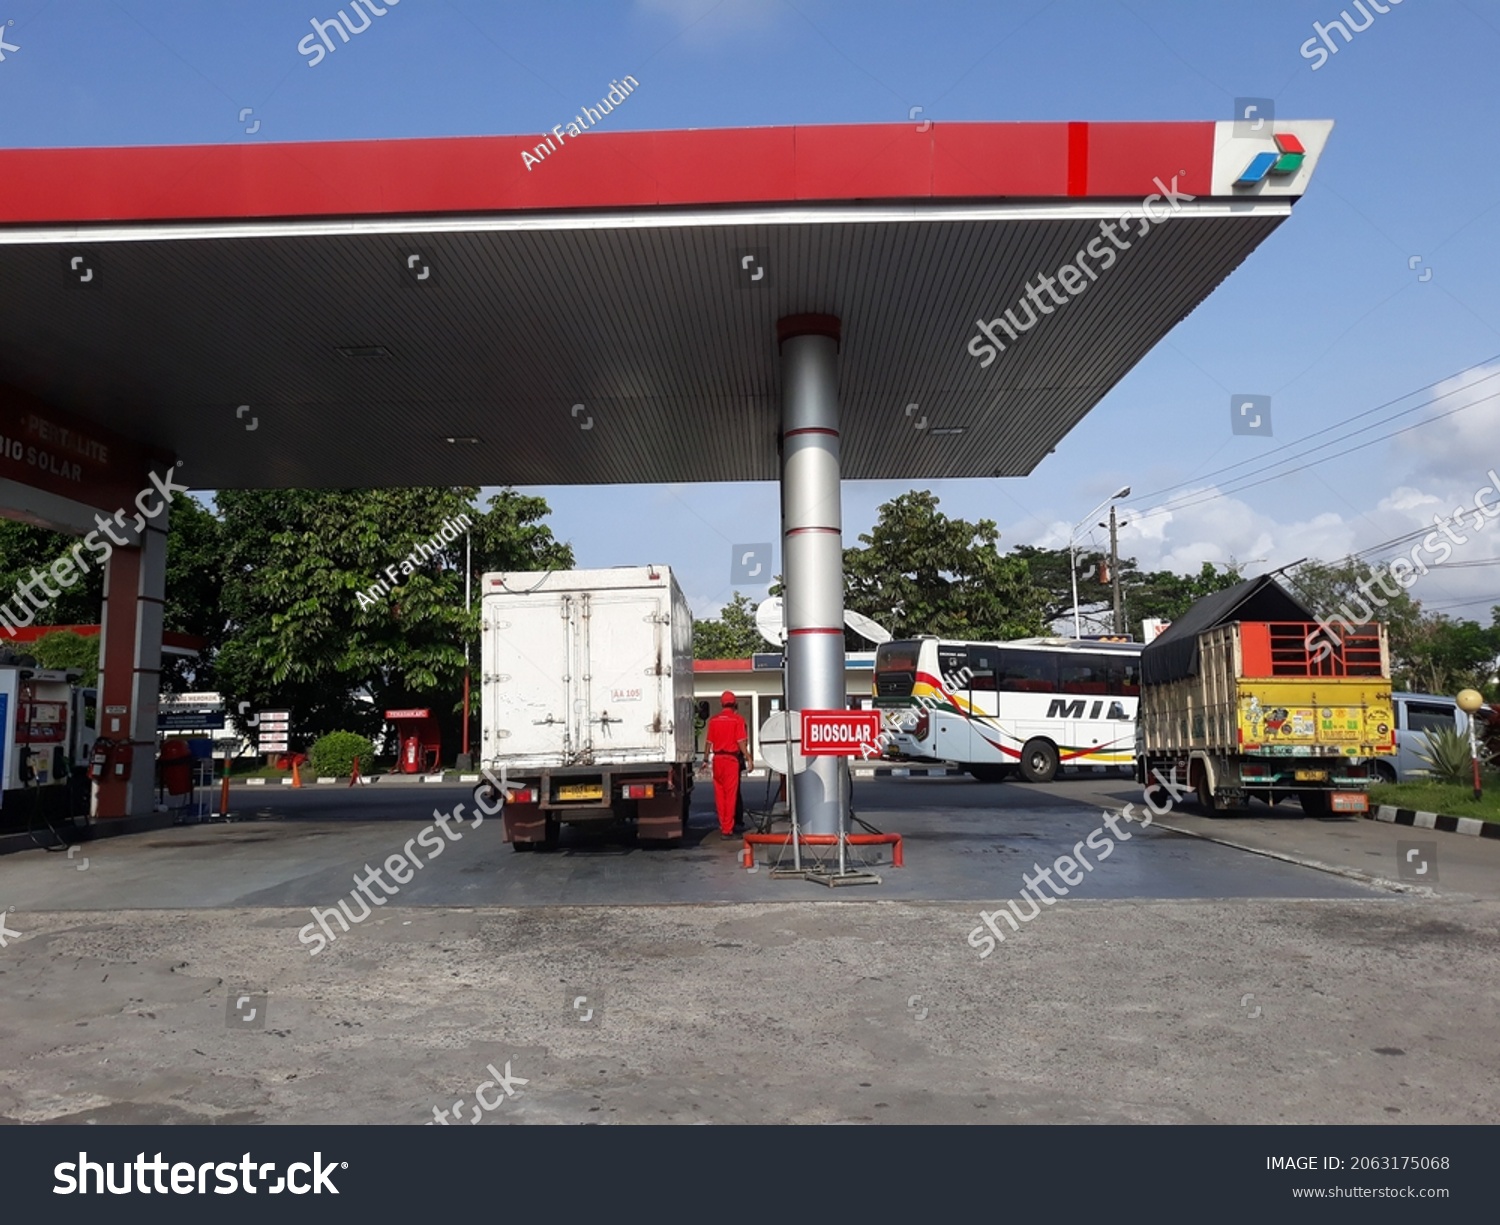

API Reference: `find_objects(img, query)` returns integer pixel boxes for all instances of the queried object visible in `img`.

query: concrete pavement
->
[0,776,1495,1125]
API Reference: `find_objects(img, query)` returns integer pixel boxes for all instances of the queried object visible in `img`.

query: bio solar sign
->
[800,711,883,757]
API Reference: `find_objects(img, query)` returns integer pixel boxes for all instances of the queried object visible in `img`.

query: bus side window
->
[995,648,1057,693]
[966,647,997,691]
[1109,657,1141,696]
[1059,653,1110,694]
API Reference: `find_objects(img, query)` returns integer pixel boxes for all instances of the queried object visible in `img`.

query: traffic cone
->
[292,758,303,788]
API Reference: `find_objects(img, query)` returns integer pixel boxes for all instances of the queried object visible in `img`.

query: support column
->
[778,314,846,837]
[95,504,168,819]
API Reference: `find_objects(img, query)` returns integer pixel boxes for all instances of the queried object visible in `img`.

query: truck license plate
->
[1330,792,1368,813]
[1294,769,1327,782]
[558,783,604,801]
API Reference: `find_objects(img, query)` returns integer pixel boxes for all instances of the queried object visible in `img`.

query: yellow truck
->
[1136,576,1394,815]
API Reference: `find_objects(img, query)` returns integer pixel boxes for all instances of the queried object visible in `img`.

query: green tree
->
[28,629,101,685]
[845,492,1049,640]
[1127,561,1247,625]
[0,519,105,627]
[1009,546,1244,633]
[693,592,764,659]
[213,487,572,751]
[161,493,226,691]
[0,495,223,687]
[1399,613,1499,695]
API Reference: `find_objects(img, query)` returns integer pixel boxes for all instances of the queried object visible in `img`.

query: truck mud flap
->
[635,790,684,842]
[503,801,547,844]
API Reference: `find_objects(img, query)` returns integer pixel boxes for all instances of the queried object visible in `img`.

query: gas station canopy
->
[0,120,1330,491]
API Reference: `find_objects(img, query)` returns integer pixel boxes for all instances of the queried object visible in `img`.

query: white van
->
[1374,693,1471,784]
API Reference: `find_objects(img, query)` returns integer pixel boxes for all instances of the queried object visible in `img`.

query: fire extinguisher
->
[404,736,419,772]
[88,739,112,782]
[88,739,133,782]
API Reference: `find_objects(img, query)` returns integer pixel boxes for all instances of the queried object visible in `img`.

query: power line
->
[1129,388,1500,524]
[1126,355,1500,507]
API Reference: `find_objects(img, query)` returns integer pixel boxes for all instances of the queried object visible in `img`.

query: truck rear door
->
[580,590,667,761]
[484,589,574,764]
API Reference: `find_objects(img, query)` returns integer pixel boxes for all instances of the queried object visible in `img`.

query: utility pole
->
[1108,505,1125,635]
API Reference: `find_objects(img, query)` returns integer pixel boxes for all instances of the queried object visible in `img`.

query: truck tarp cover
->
[1140,576,1315,685]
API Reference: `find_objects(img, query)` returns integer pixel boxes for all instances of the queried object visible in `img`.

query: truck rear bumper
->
[497,763,691,844]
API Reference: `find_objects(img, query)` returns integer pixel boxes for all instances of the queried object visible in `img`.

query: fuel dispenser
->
[0,663,92,831]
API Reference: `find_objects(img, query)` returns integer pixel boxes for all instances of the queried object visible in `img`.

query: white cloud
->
[634,0,783,44]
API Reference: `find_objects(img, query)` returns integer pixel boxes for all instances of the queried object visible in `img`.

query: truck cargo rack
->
[1242,622,1385,678]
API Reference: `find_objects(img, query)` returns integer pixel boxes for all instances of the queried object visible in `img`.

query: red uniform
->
[705,704,748,835]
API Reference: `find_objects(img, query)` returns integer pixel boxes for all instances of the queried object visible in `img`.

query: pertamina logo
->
[1234,133,1306,188]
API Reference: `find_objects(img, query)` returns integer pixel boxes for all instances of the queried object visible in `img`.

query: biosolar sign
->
[800,710,883,756]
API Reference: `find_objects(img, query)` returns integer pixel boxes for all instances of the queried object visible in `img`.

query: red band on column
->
[777,313,841,350]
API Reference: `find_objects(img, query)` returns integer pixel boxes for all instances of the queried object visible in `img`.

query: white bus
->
[872,636,1142,783]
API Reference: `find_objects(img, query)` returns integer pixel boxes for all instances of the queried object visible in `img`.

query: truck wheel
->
[1018,740,1059,784]
[1298,790,1329,817]
[1195,771,1215,811]
[511,841,535,853]
[966,764,1013,783]
[1372,761,1397,785]
[541,816,560,849]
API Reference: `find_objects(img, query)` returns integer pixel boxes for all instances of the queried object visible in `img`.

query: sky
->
[5,0,1500,635]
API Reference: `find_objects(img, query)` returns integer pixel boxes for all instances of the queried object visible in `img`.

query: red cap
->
[721,690,737,706]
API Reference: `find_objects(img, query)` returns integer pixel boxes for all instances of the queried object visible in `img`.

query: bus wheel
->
[966,764,1013,783]
[1018,740,1059,784]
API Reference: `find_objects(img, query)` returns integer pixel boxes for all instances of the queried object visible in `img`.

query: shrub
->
[1415,726,1483,785]
[308,731,375,778]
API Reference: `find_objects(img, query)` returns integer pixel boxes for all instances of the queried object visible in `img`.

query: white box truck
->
[478,565,695,849]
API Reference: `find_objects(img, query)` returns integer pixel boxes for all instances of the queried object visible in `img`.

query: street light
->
[460,526,473,770]
[1070,485,1130,638]
[1456,688,1484,802]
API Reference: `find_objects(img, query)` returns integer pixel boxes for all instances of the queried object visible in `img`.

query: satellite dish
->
[843,609,892,645]
[755,596,786,647]
[759,710,808,775]
[756,597,892,647]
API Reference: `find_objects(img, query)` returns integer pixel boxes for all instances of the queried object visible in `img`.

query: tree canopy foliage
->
[844,491,1050,641]
[692,592,764,660]
[213,487,572,741]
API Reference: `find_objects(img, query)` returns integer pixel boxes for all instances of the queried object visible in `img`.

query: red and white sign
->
[384,708,431,720]
[800,710,883,757]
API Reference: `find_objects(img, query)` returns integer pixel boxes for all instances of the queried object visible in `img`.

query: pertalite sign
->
[800,711,883,756]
